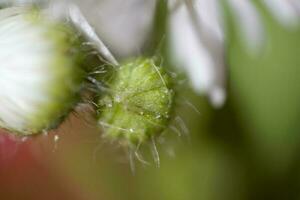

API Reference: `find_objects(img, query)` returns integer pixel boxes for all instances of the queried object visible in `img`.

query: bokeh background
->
[1,0,300,199]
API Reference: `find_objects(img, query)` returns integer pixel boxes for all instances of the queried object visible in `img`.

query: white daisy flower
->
[1,0,299,113]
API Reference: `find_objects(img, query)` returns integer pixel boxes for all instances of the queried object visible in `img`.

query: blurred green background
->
[1,1,300,200]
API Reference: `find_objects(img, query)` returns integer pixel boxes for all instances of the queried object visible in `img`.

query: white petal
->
[263,0,300,27]
[71,0,157,57]
[227,0,264,51]
[169,0,226,108]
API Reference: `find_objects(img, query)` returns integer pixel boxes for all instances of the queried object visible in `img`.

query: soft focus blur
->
[1,0,300,199]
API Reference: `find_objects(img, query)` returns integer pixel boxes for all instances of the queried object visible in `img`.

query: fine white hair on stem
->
[128,147,136,174]
[183,98,201,115]
[175,116,189,137]
[150,137,160,168]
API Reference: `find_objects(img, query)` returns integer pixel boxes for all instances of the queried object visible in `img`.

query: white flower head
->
[0,7,84,135]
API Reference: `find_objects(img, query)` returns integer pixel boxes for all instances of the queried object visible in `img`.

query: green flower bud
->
[0,8,85,135]
[97,58,174,147]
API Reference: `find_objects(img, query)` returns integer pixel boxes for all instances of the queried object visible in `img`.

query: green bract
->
[0,8,85,135]
[97,58,174,147]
